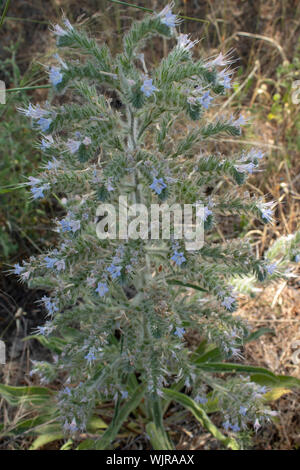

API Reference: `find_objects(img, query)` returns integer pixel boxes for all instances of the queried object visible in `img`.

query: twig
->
[236,31,288,63]
[6,85,51,93]
[106,0,210,23]
[207,138,284,151]
[5,16,49,24]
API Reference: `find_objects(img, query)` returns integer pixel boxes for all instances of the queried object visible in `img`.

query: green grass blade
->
[93,384,146,449]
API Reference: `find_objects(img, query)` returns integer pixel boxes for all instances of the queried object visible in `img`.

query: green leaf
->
[0,384,54,406]
[167,279,208,292]
[60,439,74,450]
[148,394,173,450]
[29,433,63,450]
[0,414,57,438]
[243,327,275,343]
[86,416,107,433]
[23,334,66,354]
[93,384,146,450]
[146,422,174,450]
[196,362,300,388]
[193,346,223,363]
[76,439,96,450]
[129,83,145,109]
[161,379,185,414]
[191,329,274,364]
[264,387,292,402]
[163,389,239,450]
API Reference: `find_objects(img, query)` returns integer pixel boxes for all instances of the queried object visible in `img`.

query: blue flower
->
[261,210,273,222]
[160,9,178,28]
[59,219,72,232]
[199,91,213,109]
[223,75,231,89]
[260,206,274,223]
[233,114,246,128]
[121,390,128,399]
[59,218,80,233]
[234,162,256,174]
[37,118,52,132]
[141,79,157,97]
[28,176,42,186]
[266,263,277,275]
[13,263,25,275]
[41,135,54,150]
[177,34,198,51]
[174,327,185,338]
[219,70,232,89]
[239,406,247,416]
[31,186,46,199]
[45,158,59,170]
[66,139,81,154]
[41,296,58,316]
[244,148,264,161]
[223,420,231,431]
[95,282,109,297]
[221,296,235,310]
[69,220,81,233]
[171,251,186,266]
[150,177,167,195]
[55,260,65,271]
[295,254,300,263]
[204,206,213,221]
[49,66,63,86]
[85,350,96,364]
[36,326,46,336]
[106,181,115,192]
[68,418,78,433]
[44,256,58,269]
[107,264,122,279]
[195,395,208,405]
[230,422,240,433]
[18,103,47,119]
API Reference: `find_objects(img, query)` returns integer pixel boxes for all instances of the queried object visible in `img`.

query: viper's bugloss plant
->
[10,4,300,449]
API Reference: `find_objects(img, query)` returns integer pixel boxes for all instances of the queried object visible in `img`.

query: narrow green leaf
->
[76,439,96,450]
[93,384,146,450]
[0,384,53,406]
[148,394,173,450]
[163,389,239,450]
[167,279,208,292]
[196,362,300,388]
[146,422,174,450]
[23,334,66,354]
[244,327,275,343]
[29,433,63,450]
